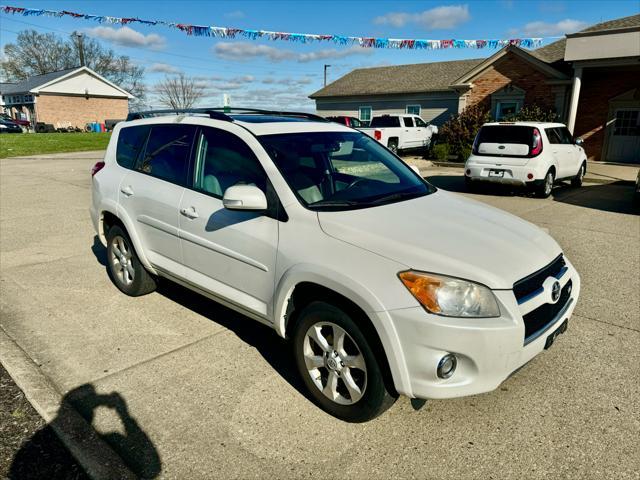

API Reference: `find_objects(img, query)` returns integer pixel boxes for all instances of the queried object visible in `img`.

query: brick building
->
[0,66,132,130]
[310,14,639,163]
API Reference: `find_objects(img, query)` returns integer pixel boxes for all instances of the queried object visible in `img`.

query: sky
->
[1,0,638,111]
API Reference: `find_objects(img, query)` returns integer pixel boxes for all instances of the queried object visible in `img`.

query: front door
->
[606,109,640,163]
[179,126,278,319]
[119,124,196,276]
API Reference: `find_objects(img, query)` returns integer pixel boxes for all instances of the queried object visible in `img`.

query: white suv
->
[91,109,580,422]
[465,122,588,197]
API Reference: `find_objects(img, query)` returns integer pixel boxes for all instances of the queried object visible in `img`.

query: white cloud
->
[262,76,314,86]
[148,63,181,74]
[509,19,588,37]
[297,46,373,63]
[213,42,372,63]
[213,42,297,62]
[373,5,471,30]
[85,26,166,50]
[224,10,245,19]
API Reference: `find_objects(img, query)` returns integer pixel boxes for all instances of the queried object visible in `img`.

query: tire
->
[292,301,396,422]
[571,163,586,188]
[387,139,399,154]
[464,176,477,192]
[106,224,157,296]
[537,170,555,198]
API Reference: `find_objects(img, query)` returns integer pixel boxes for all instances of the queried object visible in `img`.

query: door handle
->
[120,185,134,196]
[180,206,199,219]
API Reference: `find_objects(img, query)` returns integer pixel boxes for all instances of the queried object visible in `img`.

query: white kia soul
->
[91,109,581,422]
[465,122,588,198]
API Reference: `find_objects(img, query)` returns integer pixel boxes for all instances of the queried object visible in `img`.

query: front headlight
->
[398,271,500,318]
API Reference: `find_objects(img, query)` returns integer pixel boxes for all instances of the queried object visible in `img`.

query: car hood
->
[317,190,562,289]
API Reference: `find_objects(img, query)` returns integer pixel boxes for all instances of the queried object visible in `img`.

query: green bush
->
[440,104,490,161]
[431,143,450,161]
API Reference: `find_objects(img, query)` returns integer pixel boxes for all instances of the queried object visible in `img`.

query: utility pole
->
[73,31,85,67]
[324,64,331,87]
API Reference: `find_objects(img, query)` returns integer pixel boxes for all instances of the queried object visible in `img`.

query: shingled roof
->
[0,67,80,95]
[309,58,483,98]
[532,13,640,64]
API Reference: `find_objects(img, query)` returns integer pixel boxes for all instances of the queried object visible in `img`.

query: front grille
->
[523,280,572,342]
[513,254,565,303]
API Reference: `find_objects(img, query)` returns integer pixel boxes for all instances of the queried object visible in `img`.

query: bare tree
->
[155,74,205,110]
[1,30,146,101]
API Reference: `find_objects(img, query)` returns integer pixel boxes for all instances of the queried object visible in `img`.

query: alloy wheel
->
[110,235,134,286]
[544,173,553,196]
[303,322,367,405]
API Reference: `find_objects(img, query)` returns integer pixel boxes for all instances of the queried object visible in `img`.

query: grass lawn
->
[0,132,111,158]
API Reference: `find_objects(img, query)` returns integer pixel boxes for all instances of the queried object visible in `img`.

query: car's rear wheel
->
[537,170,555,198]
[387,139,399,154]
[106,225,157,296]
[571,163,586,187]
[292,301,396,422]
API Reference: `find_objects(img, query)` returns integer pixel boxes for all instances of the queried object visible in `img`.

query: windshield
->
[259,131,434,210]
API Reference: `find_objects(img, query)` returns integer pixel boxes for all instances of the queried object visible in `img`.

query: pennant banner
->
[0,5,545,50]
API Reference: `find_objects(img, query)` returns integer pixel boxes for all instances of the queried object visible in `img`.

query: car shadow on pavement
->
[9,384,161,479]
[428,175,639,215]
[156,280,312,401]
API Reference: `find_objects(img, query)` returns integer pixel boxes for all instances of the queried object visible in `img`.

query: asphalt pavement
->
[1,152,638,479]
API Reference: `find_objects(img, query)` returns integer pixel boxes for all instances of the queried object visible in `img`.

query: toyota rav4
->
[91,108,581,422]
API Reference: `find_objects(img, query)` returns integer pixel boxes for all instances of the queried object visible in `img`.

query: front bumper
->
[381,260,581,400]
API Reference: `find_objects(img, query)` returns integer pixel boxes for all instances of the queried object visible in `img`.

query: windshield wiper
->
[308,199,359,208]
[363,191,422,205]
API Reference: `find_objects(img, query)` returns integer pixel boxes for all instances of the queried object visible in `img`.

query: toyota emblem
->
[551,281,561,303]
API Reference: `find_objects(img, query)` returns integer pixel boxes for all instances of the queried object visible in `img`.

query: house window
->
[358,106,372,124]
[406,105,421,116]
[496,101,520,120]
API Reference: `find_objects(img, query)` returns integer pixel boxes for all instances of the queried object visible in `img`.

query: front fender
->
[272,263,413,396]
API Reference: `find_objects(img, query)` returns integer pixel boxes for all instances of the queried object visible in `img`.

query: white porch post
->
[567,66,582,134]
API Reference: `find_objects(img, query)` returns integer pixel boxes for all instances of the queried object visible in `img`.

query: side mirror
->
[575,137,584,146]
[222,185,267,211]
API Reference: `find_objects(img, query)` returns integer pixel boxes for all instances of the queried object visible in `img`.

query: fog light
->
[527,173,534,180]
[437,354,457,379]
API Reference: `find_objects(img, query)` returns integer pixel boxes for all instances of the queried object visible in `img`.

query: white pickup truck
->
[360,114,438,154]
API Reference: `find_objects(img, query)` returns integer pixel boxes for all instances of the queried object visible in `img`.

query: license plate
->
[544,319,568,349]
[488,170,504,177]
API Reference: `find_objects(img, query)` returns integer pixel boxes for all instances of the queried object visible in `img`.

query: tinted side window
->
[116,125,150,169]
[371,116,401,128]
[403,117,415,127]
[415,117,427,127]
[557,127,573,144]
[545,128,561,144]
[193,127,267,197]
[136,125,195,185]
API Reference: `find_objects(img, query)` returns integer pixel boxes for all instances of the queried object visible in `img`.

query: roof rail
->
[126,107,327,123]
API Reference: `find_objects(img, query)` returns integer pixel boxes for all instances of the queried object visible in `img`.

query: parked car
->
[1,113,30,130]
[326,116,364,128]
[91,108,581,422]
[0,117,23,133]
[360,114,437,154]
[465,122,587,198]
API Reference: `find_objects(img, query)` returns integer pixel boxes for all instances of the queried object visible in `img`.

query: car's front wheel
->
[571,163,586,187]
[106,224,157,296]
[292,301,396,422]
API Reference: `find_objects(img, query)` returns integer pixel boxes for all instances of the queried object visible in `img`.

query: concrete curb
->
[0,327,136,480]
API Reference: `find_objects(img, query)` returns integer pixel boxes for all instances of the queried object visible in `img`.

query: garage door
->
[606,108,640,163]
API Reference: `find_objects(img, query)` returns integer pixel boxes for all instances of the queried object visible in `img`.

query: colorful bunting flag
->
[0,5,546,50]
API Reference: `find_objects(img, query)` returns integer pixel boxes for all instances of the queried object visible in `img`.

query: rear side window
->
[116,125,150,168]
[403,117,415,127]
[135,125,196,185]
[371,116,400,128]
